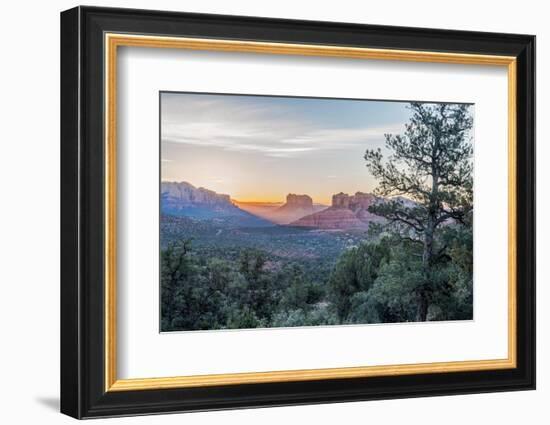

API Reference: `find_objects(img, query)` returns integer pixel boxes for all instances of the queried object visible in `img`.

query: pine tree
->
[364,103,473,321]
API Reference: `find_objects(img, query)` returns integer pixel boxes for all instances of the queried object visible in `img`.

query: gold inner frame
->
[104,33,518,392]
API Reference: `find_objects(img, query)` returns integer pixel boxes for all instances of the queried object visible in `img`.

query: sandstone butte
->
[251,193,326,225]
[291,192,382,230]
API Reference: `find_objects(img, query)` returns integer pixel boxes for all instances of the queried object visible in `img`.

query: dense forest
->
[161,102,474,331]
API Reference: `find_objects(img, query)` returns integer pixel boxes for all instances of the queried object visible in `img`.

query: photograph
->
[160,92,474,332]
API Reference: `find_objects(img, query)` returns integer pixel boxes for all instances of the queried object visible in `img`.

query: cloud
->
[161,94,403,158]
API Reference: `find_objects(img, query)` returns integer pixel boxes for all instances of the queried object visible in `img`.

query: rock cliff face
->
[291,191,382,230]
[235,194,326,225]
[291,207,366,229]
[269,194,326,224]
[332,192,378,211]
[285,194,313,208]
[161,181,232,208]
[271,193,316,224]
[161,181,271,227]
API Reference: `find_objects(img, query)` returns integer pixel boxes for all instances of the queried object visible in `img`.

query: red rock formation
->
[235,195,327,225]
[291,207,367,229]
[161,181,232,206]
[332,192,350,208]
[349,192,377,211]
[291,191,382,230]
[285,194,313,208]
[270,194,326,224]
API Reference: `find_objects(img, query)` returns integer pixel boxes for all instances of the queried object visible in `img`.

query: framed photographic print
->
[60,6,535,419]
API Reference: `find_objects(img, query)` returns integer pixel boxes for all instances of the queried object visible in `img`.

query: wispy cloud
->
[161,94,403,158]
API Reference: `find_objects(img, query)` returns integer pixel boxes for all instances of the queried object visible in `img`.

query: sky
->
[161,92,413,204]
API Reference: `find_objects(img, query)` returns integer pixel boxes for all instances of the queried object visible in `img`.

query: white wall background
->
[0,0,545,423]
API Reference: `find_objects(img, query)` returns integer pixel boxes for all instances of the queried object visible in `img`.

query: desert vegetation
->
[161,102,473,331]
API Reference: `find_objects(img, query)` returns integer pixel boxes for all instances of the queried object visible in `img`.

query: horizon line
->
[161,180,378,205]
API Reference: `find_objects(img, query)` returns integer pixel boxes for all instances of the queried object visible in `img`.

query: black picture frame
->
[61,5,535,419]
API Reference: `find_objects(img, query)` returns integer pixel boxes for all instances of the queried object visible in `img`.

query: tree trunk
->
[418,158,438,321]
[417,221,433,322]
[416,291,429,322]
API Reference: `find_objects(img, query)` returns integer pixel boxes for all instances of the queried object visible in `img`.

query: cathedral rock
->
[291,192,382,230]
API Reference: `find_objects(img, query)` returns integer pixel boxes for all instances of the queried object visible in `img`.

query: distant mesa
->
[283,194,313,208]
[236,193,327,225]
[161,181,393,230]
[272,194,327,224]
[161,181,272,227]
[161,181,232,208]
[291,191,383,230]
